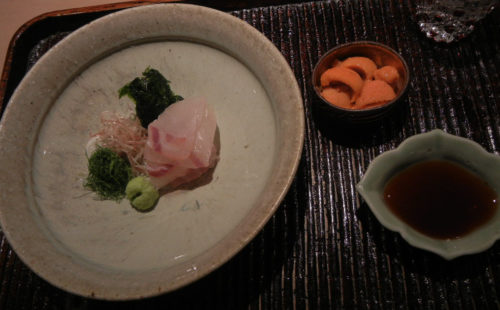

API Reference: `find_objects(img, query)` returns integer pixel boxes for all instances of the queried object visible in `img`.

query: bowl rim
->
[356,129,500,260]
[312,40,410,113]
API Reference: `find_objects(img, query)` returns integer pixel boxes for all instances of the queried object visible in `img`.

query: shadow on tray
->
[311,96,411,148]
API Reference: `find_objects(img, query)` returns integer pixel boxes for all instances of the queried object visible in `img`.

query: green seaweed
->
[84,147,133,201]
[119,67,183,128]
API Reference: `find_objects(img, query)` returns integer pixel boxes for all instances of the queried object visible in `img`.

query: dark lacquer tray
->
[0,1,499,309]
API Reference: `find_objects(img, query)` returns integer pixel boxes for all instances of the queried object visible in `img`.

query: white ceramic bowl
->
[356,129,500,260]
[0,4,304,300]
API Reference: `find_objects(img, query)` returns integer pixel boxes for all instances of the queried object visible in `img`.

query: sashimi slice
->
[146,146,218,189]
[144,97,218,189]
[144,97,205,163]
[190,104,217,168]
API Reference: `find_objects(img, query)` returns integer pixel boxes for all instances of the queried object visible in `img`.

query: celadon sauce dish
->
[357,129,500,260]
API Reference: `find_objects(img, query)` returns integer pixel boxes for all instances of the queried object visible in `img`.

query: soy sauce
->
[383,160,498,239]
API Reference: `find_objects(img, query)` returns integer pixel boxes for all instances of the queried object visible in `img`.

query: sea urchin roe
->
[356,80,396,109]
[340,56,378,80]
[383,160,498,239]
[320,88,351,109]
[320,66,364,101]
[319,56,400,109]
[374,65,400,85]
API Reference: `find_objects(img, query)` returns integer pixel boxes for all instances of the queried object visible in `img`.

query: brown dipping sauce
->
[383,160,498,239]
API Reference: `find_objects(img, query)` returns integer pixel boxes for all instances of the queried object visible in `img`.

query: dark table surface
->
[0,1,499,309]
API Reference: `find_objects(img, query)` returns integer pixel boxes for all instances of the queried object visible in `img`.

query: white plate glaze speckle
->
[0,4,304,300]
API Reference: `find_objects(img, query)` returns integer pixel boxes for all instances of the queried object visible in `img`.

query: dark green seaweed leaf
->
[84,147,133,201]
[119,67,183,127]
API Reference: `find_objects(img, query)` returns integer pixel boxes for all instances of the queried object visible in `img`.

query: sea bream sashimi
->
[144,96,218,189]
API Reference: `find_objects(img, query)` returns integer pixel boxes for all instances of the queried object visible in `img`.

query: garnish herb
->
[84,147,133,201]
[119,67,183,128]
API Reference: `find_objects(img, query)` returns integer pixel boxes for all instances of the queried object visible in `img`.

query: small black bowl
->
[312,41,410,125]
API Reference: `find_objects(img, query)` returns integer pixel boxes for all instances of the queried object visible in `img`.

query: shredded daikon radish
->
[92,111,148,175]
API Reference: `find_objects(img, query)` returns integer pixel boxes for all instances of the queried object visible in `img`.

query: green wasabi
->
[126,176,159,211]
